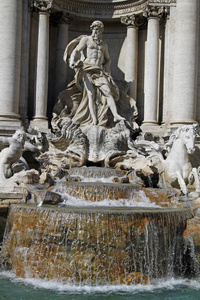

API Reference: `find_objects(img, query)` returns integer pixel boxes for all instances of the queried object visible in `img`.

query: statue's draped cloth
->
[53,36,119,129]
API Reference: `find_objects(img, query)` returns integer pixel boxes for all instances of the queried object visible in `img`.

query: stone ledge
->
[0,192,24,199]
[0,193,26,209]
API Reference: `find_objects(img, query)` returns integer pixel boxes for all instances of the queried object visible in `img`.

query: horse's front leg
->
[188,168,200,193]
[176,170,188,195]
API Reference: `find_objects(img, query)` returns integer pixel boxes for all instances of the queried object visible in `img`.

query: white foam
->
[1,271,199,294]
[61,196,161,208]
[53,183,161,208]
[55,175,126,184]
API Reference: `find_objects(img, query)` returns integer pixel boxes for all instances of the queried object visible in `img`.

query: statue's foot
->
[114,115,125,123]
[92,118,98,125]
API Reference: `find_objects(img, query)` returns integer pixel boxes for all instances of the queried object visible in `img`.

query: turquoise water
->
[1,271,200,300]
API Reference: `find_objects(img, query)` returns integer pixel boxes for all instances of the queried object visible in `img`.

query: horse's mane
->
[164,124,197,154]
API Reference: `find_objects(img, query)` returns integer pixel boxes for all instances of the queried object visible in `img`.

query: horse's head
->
[165,124,198,155]
[181,124,198,155]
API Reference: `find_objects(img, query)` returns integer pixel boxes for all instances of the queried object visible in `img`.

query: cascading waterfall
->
[0,204,196,285]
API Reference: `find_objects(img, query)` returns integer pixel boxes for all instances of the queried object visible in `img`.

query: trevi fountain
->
[0,0,200,299]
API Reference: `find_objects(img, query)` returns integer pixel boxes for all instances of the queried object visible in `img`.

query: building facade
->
[0,0,199,136]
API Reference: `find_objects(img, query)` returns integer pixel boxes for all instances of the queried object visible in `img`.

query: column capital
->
[121,14,143,28]
[28,0,34,13]
[61,12,73,24]
[51,11,73,25]
[143,5,165,20]
[34,0,52,13]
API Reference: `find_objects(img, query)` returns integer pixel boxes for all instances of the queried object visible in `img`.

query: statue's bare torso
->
[84,36,105,67]
[70,35,109,70]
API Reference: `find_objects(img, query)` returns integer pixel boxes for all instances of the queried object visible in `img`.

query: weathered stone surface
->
[120,177,129,184]
[25,185,62,205]
[0,205,193,284]
[68,166,126,179]
[121,272,149,285]
[39,171,54,186]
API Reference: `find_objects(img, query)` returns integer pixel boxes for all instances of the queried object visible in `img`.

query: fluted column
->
[142,6,164,128]
[170,0,199,126]
[0,0,23,132]
[31,0,52,132]
[54,13,72,98]
[121,14,139,100]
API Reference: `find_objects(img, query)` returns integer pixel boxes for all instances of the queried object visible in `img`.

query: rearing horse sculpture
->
[160,125,200,195]
[134,124,200,195]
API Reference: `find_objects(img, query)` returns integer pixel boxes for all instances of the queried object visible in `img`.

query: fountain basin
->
[1,204,194,285]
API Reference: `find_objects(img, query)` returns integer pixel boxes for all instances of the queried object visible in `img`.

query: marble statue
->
[134,125,200,195]
[160,125,200,195]
[53,20,125,129]
[0,130,26,180]
[0,128,43,180]
[49,20,139,167]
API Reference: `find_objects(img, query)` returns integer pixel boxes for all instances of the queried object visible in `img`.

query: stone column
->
[121,14,139,100]
[0,0,23,133]
[142,6,164,129]
[170,0,199,126]
[19,0,33,129]
[31,0,52,132]
[54,13,72,98]
[162,7,174,126]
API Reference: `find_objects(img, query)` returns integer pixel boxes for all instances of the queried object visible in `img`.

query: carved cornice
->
[34,0,53,13]
[149,0,176,4]
[143,5,165,19]
[53,0,176,19]
[121,14,144,28]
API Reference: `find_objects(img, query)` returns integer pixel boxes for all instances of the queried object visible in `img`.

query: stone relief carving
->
[53,0,174,18]
[39,117,88,168]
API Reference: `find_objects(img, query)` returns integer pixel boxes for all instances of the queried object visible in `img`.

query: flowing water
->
[0,167,199,298]
[0,205,196,284]
[1,270,200,299]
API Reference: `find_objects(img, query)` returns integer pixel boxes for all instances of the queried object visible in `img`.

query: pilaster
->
[121,14,140,101]
[54,13,73,98]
